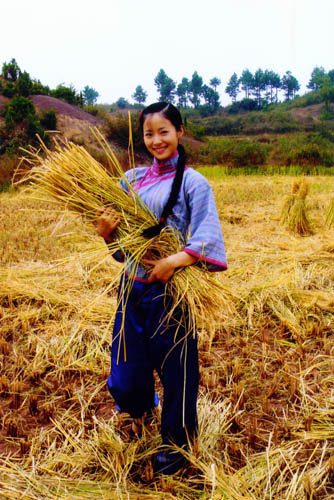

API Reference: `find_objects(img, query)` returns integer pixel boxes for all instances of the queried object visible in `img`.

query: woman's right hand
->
[96,207,121,243]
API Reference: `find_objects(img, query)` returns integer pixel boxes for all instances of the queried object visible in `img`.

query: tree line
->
[1,58,100,105]
[120,66,334,116]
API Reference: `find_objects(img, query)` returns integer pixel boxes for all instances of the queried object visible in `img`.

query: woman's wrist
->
[165,251,198,270]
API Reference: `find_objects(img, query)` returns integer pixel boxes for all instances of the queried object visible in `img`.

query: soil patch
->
[30,95,102,125]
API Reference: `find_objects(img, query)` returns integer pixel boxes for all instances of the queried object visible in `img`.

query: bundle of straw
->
[280,179,313,236]
[17,128,234,336]
[324,198,334,228]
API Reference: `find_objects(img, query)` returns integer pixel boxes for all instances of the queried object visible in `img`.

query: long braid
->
[142,144,187,238]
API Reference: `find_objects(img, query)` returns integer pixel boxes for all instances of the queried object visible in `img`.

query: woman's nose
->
[152,134,162,144]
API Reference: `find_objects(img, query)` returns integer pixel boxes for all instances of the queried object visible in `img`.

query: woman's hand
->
[96,207,120,243]
[143,252,198,284]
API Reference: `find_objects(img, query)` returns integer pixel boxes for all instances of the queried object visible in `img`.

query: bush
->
[51,85,80,105]
[2,82,17,98]
[105,113,144,151]
[31,80,50,95]
[5,96,35,129]
[17,71,32,97]
[40,109,57,130]
[227,98,258,114]
[186,121,205,140]
[197,137,269,166]
[197,115,242,135]
[230,141,269,166]
[26,114,47,143]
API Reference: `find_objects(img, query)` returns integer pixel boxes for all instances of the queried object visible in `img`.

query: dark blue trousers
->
[107,277,199,448]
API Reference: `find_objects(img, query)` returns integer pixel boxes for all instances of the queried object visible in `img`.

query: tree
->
[189,71,203,108]
[210,77,221,91]
[31,79,50,95]
[202,85,220,113]
[320,79,334,111]
[263,70,281,103]
[328,69,334,84]
[116,97,130,109]
[132,85,148,105]
[17,71,33,97]
[240,69,253,99]
[82,85,99,105]
[281,71,300,100]
[252,68,266,107]
[5,96,35,130]
[51,84,80,105]
[225,73,240,103]
[307,66,326,91]
[176,78,189,108]
[2,58,20,81]
[154,69,176,103]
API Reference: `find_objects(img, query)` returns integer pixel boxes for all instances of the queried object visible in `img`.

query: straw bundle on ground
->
[324,198,334,228]
[280,179,313,235]
[17,128,234,336]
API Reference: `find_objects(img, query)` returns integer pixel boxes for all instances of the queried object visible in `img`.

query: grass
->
[0,173,334,498]
[197,164,334,178]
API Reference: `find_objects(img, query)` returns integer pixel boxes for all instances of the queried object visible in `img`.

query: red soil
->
[30,95,102,125]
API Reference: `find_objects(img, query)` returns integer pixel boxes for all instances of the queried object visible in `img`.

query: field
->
[0,172,334,499]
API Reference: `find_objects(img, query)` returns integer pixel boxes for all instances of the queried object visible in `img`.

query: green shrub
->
[105,113,144,151]
[40,109,57,130]
[5,96,35,129]
[320,110,334,121]
[230,141,269,166]
[186,121,205,140]
[31,80,50,95]
[2,82,17,98]
[17,71,32,97]
[26,114,46,141]
[197,137,269,166]
[51,85,80,105]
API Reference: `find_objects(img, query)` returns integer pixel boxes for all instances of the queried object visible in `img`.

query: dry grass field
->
[0,173,334,499]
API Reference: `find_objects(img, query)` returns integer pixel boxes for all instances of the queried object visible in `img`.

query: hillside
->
[1,88,334,191]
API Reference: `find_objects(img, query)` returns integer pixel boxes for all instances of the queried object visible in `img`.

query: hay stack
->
[324,198,334,228]
[280,179,313,235]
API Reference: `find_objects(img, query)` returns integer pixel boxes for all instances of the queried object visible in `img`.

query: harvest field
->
[0,172,334,499]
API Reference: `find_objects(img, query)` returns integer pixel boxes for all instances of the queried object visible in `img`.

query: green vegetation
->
[2,58,334,191]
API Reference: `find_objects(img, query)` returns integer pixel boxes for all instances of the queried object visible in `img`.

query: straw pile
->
[16,128,234,335]
[325,198,334,228]
[1,174,334,498]
[280,179,313,235]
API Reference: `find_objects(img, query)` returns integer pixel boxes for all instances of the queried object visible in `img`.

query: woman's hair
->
[140,102,187,238]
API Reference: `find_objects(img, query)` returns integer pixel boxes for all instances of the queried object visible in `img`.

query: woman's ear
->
[177,125,184,140]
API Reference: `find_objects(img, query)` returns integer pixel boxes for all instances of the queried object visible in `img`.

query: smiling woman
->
[143,113,184,161]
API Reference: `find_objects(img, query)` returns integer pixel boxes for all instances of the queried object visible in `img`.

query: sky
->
[2,0,334,106]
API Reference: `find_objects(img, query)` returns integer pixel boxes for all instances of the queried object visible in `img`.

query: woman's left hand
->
[142,257,176,284]
[142,252,198,284]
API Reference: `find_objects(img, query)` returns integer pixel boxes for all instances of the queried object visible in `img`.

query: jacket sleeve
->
[182,173,227,272]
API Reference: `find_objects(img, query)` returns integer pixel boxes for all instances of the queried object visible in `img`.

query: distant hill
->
[30,95,101,125]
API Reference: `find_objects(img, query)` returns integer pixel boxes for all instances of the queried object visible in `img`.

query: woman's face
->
[143,112,183,161]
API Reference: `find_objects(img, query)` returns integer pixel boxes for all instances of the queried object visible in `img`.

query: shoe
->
[153,450,186,475]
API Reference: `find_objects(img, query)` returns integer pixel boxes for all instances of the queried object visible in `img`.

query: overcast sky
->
[2,0,333,105]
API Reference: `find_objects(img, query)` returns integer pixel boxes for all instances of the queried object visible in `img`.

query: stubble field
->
[0,173,334,499]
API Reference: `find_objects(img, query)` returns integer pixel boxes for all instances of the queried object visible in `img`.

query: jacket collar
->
[152,152,178,175]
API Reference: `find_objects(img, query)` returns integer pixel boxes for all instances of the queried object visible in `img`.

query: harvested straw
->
[280,179,313,235]
[324,198,334,228]
[17,127,234,336]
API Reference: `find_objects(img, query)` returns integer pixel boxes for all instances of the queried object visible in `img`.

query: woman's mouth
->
[153,146,167,155]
